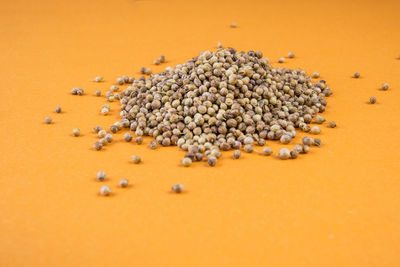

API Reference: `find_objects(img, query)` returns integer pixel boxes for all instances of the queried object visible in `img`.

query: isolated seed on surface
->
[124,133,132,142]
[72,128,80,136]
[217,42,223,48]
[131,155,142,164]
[233,150,241,159]
[311,126,321,135]
[230,22,237,28]
[293,144,303,154]
[94,76,103,82]
[145,68,152,75]
[278,57,285,63]
[302,145,310,153]
[278,148,290,160]
[159,55,165,63]
[98,129,107,138]
[207,156,217,166]
[94,141,103,150]
[154,59,160,65]
[288,52,295,58]
[312,72,320,78]
[110,125,118,133]
[119,179,129,188]
[44,117,52,124]
[314,115,325,124]
[353,72,360,78]
[135,136,143,144]
[302,136,313,146]
[55,106,61,113]
[381,83,389,90]
[172,183,184,193]
[328,121,336,128]
[313,138,321,147]
[101,108,109,115]
[100,185,111,196]
[182,157,192,167]
[95,90,101,96]
[150,141,157,149]
[244,144,254,153]
[369,97,376,104]
[262,147,272,156]
[105,133,113,143]
[97,171,106,181]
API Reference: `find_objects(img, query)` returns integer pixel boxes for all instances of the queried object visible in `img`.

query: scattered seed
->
[353,72,360,78]
[94,126,102,133]
[288,52,295,58]
[182,157,192,167]
[95,90,101,96]
[131,155,142,164]
[119,179,129,188]
[293,144,303,153]
[244,144,254,153]
[302,136,313,146]
[172,183,184,193]
[262,147,272,156]
[44,117,52,124]
[290,150,299,159]
[72,128,80,136]
[280,134,292,144]
[314,115,325,124]
[99,138,107,146]
[278,148,290,160]
[150,141,157,149]
[328,121,336,128]
[311,126,321,135]
[55,107,61,113]
[154,59,160,65]
[233,150,241,159]
[381,83,389,90]
[110,125,118,133]
[145,68,152,75]
[313,138,321,147]
[230,22,237,28]
[94,141,103,150]
[116,77,124,85]
[244,137,254,145]
[124,133,132,142]
[135,136,143,144]
[98,130,107,138]
[101,108,109,115]
[100,185,111,196]
[312,72,320,78]
[105,133,114,143]
[97,171,106,181]
[94,76,103,82]
[369,96,376,104]
[207,156,217,166]
[195,153,203,161]
[302,145,310,153]
[278,57,285,63]
[217,42,223,48]
[159,55,165,63]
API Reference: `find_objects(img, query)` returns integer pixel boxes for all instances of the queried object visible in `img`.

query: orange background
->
[1,0,400,266]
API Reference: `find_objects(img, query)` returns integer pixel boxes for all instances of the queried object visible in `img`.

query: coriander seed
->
[233,150,241,159]
[55,106,61,113]
[313,138,321,147]
[94,126,102,133]
[119,179,129,188]
[311,126,321,135]
[105,133,113,143]
[369,96,376,104]
[182,157,192,167]
[288,52,295,58]
[97,171,106,181]
[150,141,157,149]
[98,130,107,138]
[290,150,299,159]
[278,57,285,63]
[135,136,143,144]
[172,183,184,193]
[99,138,107,146]
[381,83,389,90]
[314,115,325,124]
[302,136,313,146]
[353,72,360,78]
[94,76,103,82]
[244,144,254,153]
[72,128,80,137]
[312,72,320,78]
[302,145,310,153]
[124,133,132,142]
[94,141,103,150]
[207,156,217,166]
[328,121,336,128]
[95,90,101,96]
[262,147,272,156]
[230,22,237,28]
[100,185,111,196]
[278,148,290,160]
[131,155,142,164]
[110,125,118,133]
[44,117,52,124]
[159,55,165,63]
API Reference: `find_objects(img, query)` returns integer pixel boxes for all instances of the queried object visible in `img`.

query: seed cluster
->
[118,48,330,157]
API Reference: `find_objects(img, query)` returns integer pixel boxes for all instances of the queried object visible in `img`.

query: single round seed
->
[94,90,101,96]
[195,153,203,161]
[311,126,321,135]
[98,130,107,138]
[94,126,102,133]
[140,67,146,74]
[124,133,132,142]
[293,144,303,154]
[107,96,115,102]
[182,157,192,167]
[290,150,299,159]
[278,57,285,63]
[99,138,107,146]
[312,72,320,78]
[278,148,290,160]
[328,121,336,128]
[244,144,254,153]
[100,185,111,196]
[110,125,118,133]
[314,115,325,124]
[72,128,80,136]
[172,183,184,193]
[119,179,129,188]
[217,42,223,48]
[313,138,321,147]
[243,136,254,145]
[230,22,237,28]
[154,59,160,65]
[262,147,272,156]
[150,141,157,149]
[55,106,61,113]
[288,52,295,58]
[101,108,109,115]
[302,136,313,146]
[302,145,310,153]
[94,76,103,82]
[257,139,266,146]
[280,134,291,144]
[97,171,106,181]
[354,72,360,78]
[159,55,165,63]
[116,77,124,85]
[369,97,376,104]
[94,141,103,150]
[44,117,52,124]
[131,155,142,164]
[233,150,241,159]
[105,133,113,143]
[135,136,143,144]
[207,156,217,166]
[145,68,152,75]
[381,83,389,90]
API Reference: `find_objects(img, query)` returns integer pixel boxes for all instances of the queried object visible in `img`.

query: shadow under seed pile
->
[119,48,331,151]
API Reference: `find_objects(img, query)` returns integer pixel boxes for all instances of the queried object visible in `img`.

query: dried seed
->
[94,126,102,133]
[302,145,310,153]
[44,117,52,124]
[314,115,325,124]
[233,150,241,159]
[98,130,107,138]
[290,150,299,159]
[311,126,321,135]
[262,147,272,156]
[94,141,103,150]
[182,157,192,167]
[369,97,376,104]
[72,128,80,136]
[94,76,103,82]
[105,133,113,143]
[116,77,124,85]
[328,121,336,128]
[278,57,285,63]
[97,171,106,181]
[124,133,132,142]
[312,72,320,78]
[150,140,157,149]
[278,148,290,160]
[244,144,254,153]
[100,185,111,196]
[135,136,143,144]
[353,72,360,78]
[302,136,313,146]
[159,55,165,63]
[110,125,118,133]
[288,52,295,58]
[95,90,101,96]
[55,106,62,113]
[207,156,217,166]
[313,138,321,147]
[172,183,184,193]
[243,136,254,145]
[230,22,237,28]
[119,179,129,188]
[131,155,142,164]
[280,134,291,144]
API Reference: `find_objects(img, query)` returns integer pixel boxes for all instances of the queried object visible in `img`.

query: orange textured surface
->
[1,0,400,266]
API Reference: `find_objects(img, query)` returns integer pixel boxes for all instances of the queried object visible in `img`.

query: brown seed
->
[135,136,143,144]
[172,183,184,193]
[119,179,129,188]
[302,145,310,153]
[278,148,290,160]
[311,126,321,135]
[94,141,103,150]
[381,83,389,90]
[233,150,241,159]
[328,121,336,128]
[182,157,192,167]
[353,72,360,78]
[94,126,102,133]
[44,117,52,124]
[207,156,217,166]
[369,97,376,104]
[131,155,142,164]
[55,107,62,113]
[230,22,237,28]
[110,125,118,133]
[288,52,295,58]
[302,136,313,146]
[262,147,272,156]
[290,150,299,159]
[244,144,254,153]
[313,138,321,147]
[124,133,132,142]
[150,140,157,149]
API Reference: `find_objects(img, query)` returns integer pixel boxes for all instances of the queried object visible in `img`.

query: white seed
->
[311,126,321,135]
[172,183,184,193]
[131,155,141,164]
[182,157,192,167]
[100,185,111,196]
[97,171,106,181]
[278,148,290,160]
[288,52,295,58]
[94,76,103,82]
[72,128,80,136]
[98,130,107,138]
[278,57,285,63]
[44,117,52,124]
[119,179,129,188]
[262,147,272,156]
[381,83,389,90]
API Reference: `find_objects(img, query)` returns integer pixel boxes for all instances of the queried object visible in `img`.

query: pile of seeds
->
[117,47,331,153]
